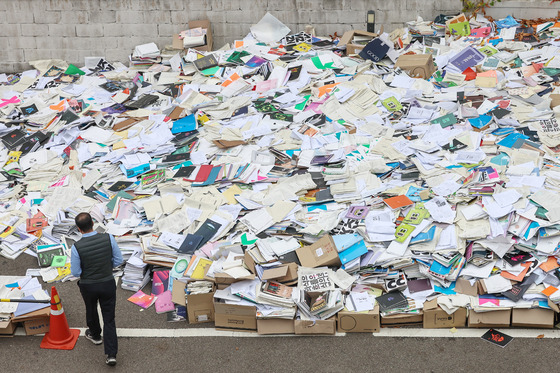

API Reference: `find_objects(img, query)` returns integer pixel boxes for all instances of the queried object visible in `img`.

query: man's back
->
[75,233,113,284]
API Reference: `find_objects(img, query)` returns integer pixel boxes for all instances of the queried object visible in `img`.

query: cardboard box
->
[381,311,423,327]
[214,302,257,331]
[423,299,467,329]
[294,317,336,335]
[24,317,50,335]
[187,289,215,325]
[337,306,380,333]
[395,54,436,79]
[171,280,215,324]
[338,30,378,55]
[467,309,511,328]
[296,235,341,268]
[257,318,295,335]
[172,19,213,52]
[511,308,555,328]
[0,320,16,336]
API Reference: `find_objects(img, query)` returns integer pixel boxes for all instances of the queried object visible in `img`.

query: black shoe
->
[85,329,103,345]
[106,356,117,366]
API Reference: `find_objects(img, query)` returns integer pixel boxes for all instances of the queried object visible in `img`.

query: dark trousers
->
[78,279,118,357]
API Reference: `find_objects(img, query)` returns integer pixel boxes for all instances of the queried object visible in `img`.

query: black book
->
[173,166,196,178]
[502,273,537,302]
[442,139,468,153]
[172,130,199,145]
[277,251,300,265]
[108,181,134,192]
[193,219,222,248]
[1,129,26,150]
[193,54,219,71]
[312,40,334,48]
[161,153,190,164]
[177,234,204,255]
[99,81,123,93]
[21,103,39,116]
[18,132,50,155]
[59,110,80,125]
[126,94,159,109]
[375,291,408,312]
[481,328,513,348]
[288,65,302,81]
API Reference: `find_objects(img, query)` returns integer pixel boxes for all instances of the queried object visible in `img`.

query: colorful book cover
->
[154,290,175,314]
[152,270,170,296]
[127,290,156,309]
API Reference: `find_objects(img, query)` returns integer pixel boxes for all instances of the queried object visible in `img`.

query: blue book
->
[339,240,367,265]
[171,114,197,134]
[497,133,529,148]
[120,163,151,178]
[193,165,222,187]
[332,234,363,253]
[410,225,436,245]
[358,38,390,62]
[429,260,452,276]
[468,114,492,129]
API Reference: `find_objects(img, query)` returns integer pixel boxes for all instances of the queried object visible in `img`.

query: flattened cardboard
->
[261,265,289,280]
[171,280,187,307]
[11,307,50,322]
[213,140,247,149]
[395,54,436,79]
[294,317,336,335]
[296,235,341,268]
[24,317,50,335]
[244,251,257,274]
[381,311,423,327]
[511,308,554,328]
[454,278,478,297]
[214,302,257,331]
[423,299,467,329]
[337,306,380,333]
[214,272,255,285]
[257,318,295,335]
[468,309,511,328]
[113,118,140,132]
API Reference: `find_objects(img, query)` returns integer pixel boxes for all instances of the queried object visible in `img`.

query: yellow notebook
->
[191,258,213,280]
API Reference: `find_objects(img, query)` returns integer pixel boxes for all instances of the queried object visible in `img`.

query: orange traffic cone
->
[40,286,80,350]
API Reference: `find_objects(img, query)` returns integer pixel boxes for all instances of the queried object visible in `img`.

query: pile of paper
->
[3,11,560,331]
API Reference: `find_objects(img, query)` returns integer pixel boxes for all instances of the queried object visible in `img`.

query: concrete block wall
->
[0,0,558,73]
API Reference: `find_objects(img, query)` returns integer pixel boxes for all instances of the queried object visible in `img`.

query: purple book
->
[449,47,485,71]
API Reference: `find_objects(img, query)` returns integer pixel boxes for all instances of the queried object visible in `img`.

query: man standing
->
[71,212,123,366]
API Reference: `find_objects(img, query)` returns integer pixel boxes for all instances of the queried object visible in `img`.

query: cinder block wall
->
[0,0,558,73]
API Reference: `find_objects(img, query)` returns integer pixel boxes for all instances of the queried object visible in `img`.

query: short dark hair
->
[75,212,94,232]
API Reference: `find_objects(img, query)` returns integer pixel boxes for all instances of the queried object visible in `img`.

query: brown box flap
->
[261,265,289,280]
[171,280,187,307]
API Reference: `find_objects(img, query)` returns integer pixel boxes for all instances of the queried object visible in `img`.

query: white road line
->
[14,327,560,338]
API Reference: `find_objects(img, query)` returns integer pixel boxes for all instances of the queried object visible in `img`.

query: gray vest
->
[75,233,113,284]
